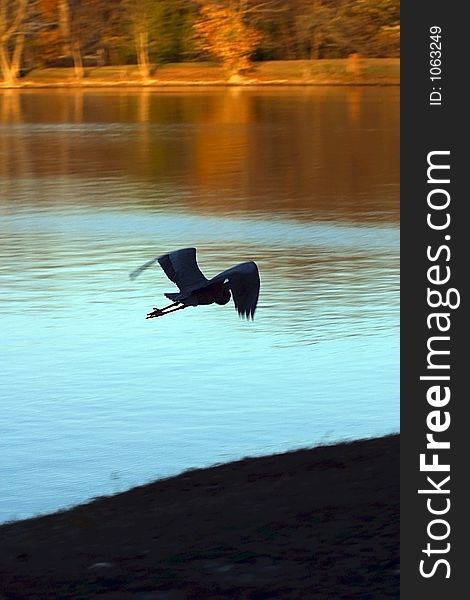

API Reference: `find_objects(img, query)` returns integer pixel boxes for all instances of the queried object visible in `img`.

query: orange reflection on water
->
[0,87,399,222]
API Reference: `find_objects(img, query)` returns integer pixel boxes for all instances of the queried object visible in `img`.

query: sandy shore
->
[0,434,399,599]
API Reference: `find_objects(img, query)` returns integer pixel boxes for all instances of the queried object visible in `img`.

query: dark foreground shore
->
[0,434,399,599]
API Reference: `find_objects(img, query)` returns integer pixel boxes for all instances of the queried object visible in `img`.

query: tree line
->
[1,0,399,85]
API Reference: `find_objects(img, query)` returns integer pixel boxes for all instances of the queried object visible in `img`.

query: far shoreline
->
[1,59,400,90]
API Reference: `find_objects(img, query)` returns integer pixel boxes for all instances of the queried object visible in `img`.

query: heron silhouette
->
[130,247,260,320]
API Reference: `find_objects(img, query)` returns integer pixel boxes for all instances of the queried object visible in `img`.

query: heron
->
[130,247,260,320]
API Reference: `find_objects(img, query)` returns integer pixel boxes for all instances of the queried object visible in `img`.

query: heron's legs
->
[146,302,186,319]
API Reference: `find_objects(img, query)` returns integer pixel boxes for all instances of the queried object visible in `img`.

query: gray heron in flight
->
[130,247,260,320]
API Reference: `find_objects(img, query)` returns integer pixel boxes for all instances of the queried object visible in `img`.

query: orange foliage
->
[38,0,58,19]
[35,0,65,62]
[194,3,262,75]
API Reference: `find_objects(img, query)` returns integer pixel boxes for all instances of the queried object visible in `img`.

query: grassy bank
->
[9,59,399,88]
[0,434,399,599]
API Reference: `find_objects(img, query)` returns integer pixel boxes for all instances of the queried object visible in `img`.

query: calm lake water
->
[0,87,399,523]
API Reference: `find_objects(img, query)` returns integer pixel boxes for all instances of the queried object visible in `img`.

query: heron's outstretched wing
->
[129,248,208,290]
[211,261,260,319]
[129,257,159,280]
[157,247,209,292]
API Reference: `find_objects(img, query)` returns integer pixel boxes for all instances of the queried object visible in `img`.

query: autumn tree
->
[294,0,336,59]
[157,1,199,63]
[0,0,28,85]
[330,0,400,57]
[120,0,171,78]
[363,0,400,57]
[222,1,290,61]
[35,1,82,73]
[35,1,112,77]
[194,2,262,79]
[35,0,68,65]
[61,0,114,77]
